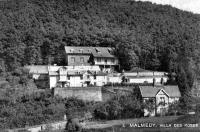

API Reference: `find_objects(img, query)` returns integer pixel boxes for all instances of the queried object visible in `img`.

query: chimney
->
[153,78,155,87]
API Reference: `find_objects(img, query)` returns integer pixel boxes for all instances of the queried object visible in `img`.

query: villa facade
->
[140,85,181,116]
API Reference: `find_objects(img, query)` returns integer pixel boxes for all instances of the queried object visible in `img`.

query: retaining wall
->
[53,87,102,101]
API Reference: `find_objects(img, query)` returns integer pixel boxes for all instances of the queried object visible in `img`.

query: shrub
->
[0,91,66,129]
[94,92,143,120]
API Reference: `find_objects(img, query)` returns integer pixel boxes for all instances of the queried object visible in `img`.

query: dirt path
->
[83,116,180,129]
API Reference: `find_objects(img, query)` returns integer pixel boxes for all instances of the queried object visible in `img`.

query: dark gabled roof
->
[163,85,181,97]
[139,85,181,98]
[90,47,116,58]
[65,46,116,58]
[140,86,159,98]
[25,65,48,74]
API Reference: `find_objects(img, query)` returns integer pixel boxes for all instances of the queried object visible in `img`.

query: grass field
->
[83,115,200,132]
[42,115,200,132]
[84,127,200,132]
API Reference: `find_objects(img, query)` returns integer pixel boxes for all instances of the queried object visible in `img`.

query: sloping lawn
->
[169,114,200,124]
[84,127,200,132]
[43,115,200,132]
[83,115,200,132]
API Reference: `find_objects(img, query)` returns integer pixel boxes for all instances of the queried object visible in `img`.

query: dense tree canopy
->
[0,0,200,95]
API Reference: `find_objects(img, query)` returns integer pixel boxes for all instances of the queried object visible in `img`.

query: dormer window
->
[80,57,84,63]
[95,48,100,53]
[108,48,111,53]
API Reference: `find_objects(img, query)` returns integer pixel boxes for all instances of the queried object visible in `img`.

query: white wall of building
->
[69,76,82,87]
[95,76,107,86]
[108,76,122,83]
[49,74,107,88]
[94,58,118,65]
[156,90,169,114]
[123,71,167,77]
[50,76,58,89]
[129,76,168,84]
[48,65,101,72]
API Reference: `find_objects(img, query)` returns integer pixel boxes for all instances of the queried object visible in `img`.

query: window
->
[160,97,165,106]
[111,58,115,63]
[97,58,101,62]
[87,75,90,79]
[105,59,107,64]
[67,76,70,80]
[80,57,84,63]
[95,48,100,53]
[71,57,75,63]
[160,97,165,101]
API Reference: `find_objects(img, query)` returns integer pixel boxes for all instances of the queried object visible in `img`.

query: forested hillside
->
[0,0,200,95]
[0,0,200,129]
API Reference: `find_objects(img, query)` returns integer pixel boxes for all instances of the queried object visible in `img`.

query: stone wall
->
[53,87,102,101]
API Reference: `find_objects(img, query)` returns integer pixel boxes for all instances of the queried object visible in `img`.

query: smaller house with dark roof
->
[139,85,181,116]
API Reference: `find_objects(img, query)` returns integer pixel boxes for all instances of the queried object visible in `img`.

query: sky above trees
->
[136,0,200,14]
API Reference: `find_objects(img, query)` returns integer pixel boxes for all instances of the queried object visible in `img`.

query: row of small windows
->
[97,58,115,63]
[69,48,112,54]
[70,57,115,63]
[60,75,97,80]
[58,82,106,87]
[70,49,92,53]
[71,57,84,63]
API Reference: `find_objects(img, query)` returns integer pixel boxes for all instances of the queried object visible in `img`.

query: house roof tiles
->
[139,85,181,98]
[65,46,116,58]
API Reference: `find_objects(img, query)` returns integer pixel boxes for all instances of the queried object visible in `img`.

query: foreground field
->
[84,127,200,132]
[83,115,200,132]
[83,116,180,129]
[41,115,200,132]
[48,116,182,132]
